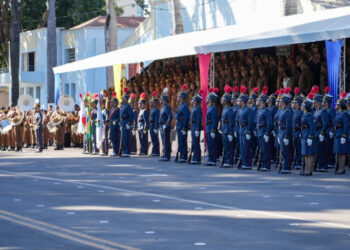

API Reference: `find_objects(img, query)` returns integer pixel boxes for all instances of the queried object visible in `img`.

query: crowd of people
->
[1,43,350,176]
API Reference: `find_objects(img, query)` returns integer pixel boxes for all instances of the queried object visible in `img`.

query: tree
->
[135,0,150,15]
[105,0,118,89]
[47,0,57,104]
[171,0,184,35]
[10,0,21,105]
[0,0,11,68]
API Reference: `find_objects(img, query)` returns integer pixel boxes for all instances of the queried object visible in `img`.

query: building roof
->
[70,16,145,30]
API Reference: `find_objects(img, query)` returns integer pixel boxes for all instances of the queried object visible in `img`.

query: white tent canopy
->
[53,6,350,75]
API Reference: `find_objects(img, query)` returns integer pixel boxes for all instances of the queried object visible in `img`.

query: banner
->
[54,74,60,105]
[113,64,122,101]
[325,40,343,108]
[198,53,211,151]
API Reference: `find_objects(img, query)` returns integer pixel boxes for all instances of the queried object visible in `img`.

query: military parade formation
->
[0,83,349,176]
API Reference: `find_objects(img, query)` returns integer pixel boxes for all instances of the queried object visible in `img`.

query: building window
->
[64,83,69,95]
[64,48,75,63]
[71,83,76,102]
[36,87,41,102]
[26,87,34,97]
[22,52,35,72]
[19,88,24,96]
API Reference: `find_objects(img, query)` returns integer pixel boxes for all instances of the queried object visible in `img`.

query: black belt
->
[335,124,343,128]
[223,120,228,124]
[279,126,286,130]
[257,124,265,129]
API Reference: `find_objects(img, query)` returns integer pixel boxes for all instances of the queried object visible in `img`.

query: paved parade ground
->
[0,149,350,250]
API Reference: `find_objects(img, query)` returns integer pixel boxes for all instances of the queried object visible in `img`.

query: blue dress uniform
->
[190,93,203,164]
[231,87,240,163]
[159,94,173,161]
[176,86,190,162]
[237,87,253,169]
[220,86,234,167]
[90,105,98,154]
[109,102,120,156]
[267,93,278,163]
[129,98,138,155]
[292,93,303,169]
[149,94,160,156]
[301,112,316,156]
[323,88,336,167]
[138,108,149,155]
[278,89,293,174]
[334,110,349,155]
[120,95,134,157]
[34,105,43,153]
[256,93,273,171]
[249,88,259,159]
[313,94,330,171]
[205,94,219,166]
[101,101,110,155]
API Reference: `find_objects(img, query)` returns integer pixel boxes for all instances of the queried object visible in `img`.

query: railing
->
[120,17,151,49]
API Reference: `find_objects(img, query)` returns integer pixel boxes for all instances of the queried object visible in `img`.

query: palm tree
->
[171,0,184,34]
[47,0,57,103]
[10,0,20,105]
[105,0,118,89]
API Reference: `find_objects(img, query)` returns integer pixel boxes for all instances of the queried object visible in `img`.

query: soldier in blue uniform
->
[159,88,173,161]
[205,88,219,166]
[249,87,259,164]
[313,90,330,172]
[231,86,240,164]
[120,88,134,157]
[220,85,234,168]
[237,85,253,170]
[100,98,109,156]
[322,87,336,168]
[278,87,293,174]
[267,91,278,163]
[175,84,190,163]
[334,92,349,174]
[90,95,98,155]
[300,93,316,176]
[291,88,303,170]
[138,93,149,155]
[128,94,138,155]
[190,90,203,164]
[149,91,160,157]
[109,93,120,157]
[34,103,43,153]
[256,87,273,171]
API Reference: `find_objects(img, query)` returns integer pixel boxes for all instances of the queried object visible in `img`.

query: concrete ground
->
[0,148,349,250]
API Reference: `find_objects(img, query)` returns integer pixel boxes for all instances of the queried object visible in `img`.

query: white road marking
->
[2,170,350,230]
[13,199,21,202]
[54,182,60,185]
[138,174,168,177]
[99,220,109,224]
[289,223,299,226]
[194,242,206,246]
[310,202,319,205]
[292,183,300,186]
[145,231,155,234]
[36,204,45,208]
[262,195,271,198]
[153,200,160,202]
[67,212,76,215]
[294,195,304,198]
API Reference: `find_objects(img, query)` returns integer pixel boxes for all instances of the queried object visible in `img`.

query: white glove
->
[195,131,200,137]
[272,131,276,137]
[319,134,324,142]
[329,131,334,139]
[126,124,130,130]
[254,131,257,137]
[277,137,280,145]
[263,134,269,143]
[181,129,186,136]
[210,132,216,139]
[132,130,136,136]
[246,134,251,141]
[234,132,237,138]
[341,137,346,144]
[228,135,233,142]
[283,138,289,146]
[143,129,147,134]
[307,138,313,146]
[163,125,167,130]
[153,129,158,134]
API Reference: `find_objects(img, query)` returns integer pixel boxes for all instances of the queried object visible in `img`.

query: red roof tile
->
[70,16,146,30]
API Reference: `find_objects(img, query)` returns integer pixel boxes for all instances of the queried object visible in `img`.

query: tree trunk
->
[47,0,57,104]
[10,0,20,105]
[171,0,184,35]
[105,0,118,89]
[284,0,299,16]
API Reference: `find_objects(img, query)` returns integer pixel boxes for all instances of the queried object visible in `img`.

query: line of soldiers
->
[0,103,83,153]
[81,83,348,176]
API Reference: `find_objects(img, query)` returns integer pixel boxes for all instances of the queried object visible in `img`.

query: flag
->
[113,64,122,101]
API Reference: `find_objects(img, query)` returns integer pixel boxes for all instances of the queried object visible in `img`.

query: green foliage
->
[20,0,47,30]
[135,0,150,15]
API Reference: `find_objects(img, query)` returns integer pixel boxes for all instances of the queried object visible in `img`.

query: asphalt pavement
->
[0,148,349,250]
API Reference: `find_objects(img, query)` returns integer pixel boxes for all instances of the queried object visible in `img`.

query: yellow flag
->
[113,64,122,101]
